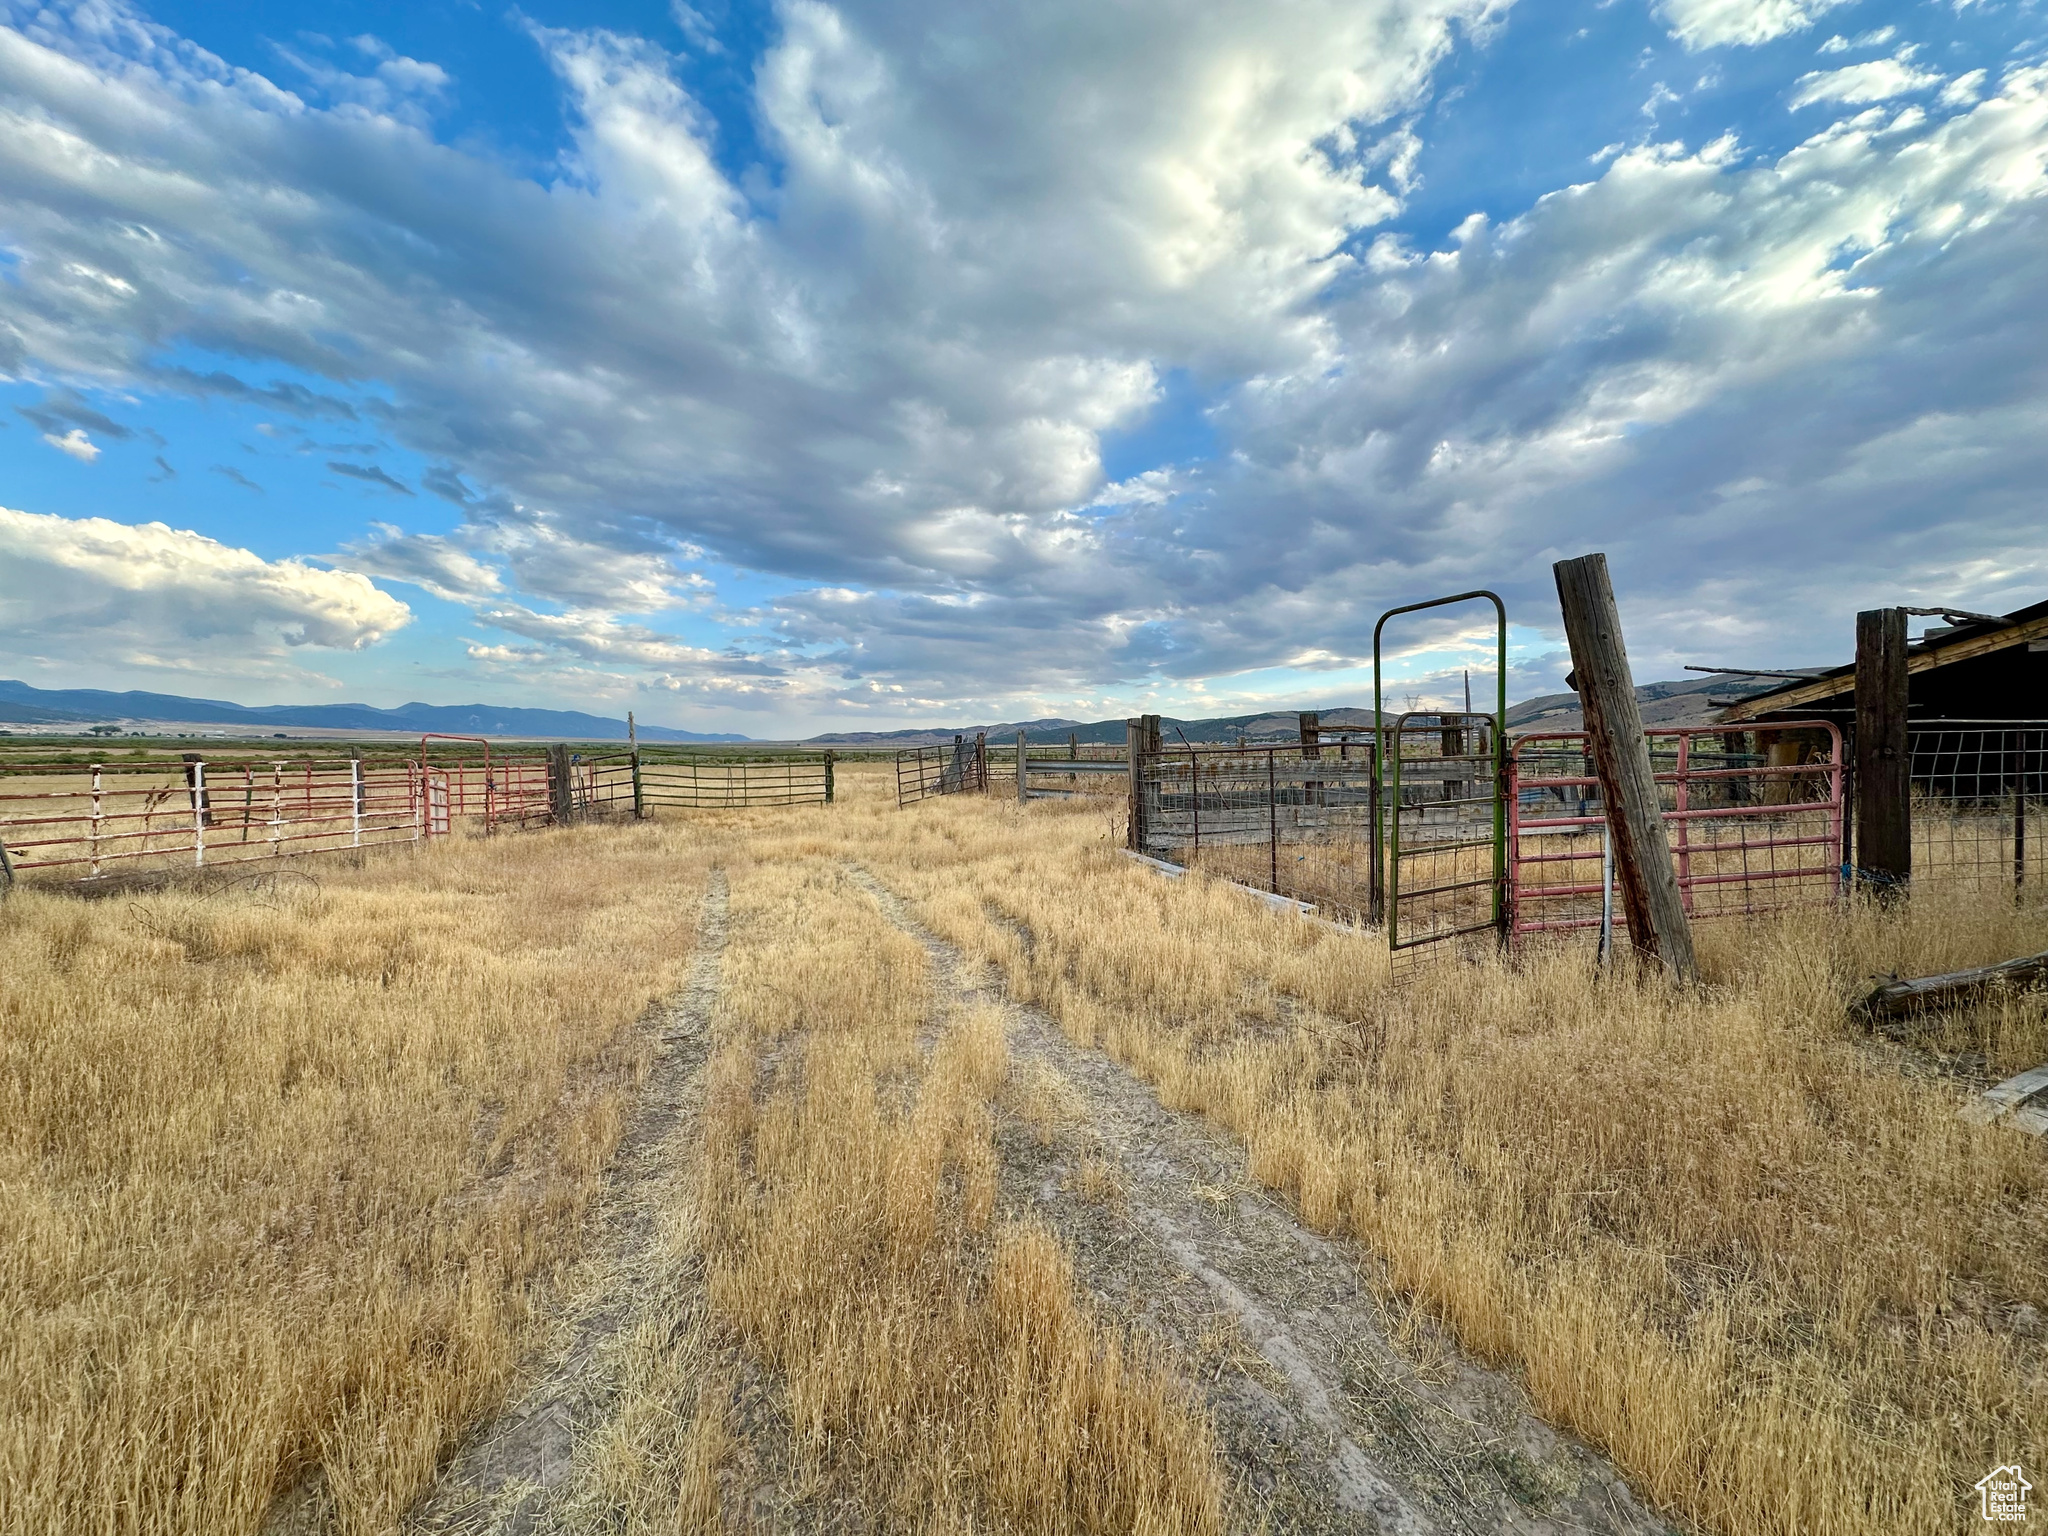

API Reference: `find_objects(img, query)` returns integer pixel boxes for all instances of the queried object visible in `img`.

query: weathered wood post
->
[1553,553,1696,982]
[628,710,645,820]
[1854,607,1911,893]
[548,741,575,825]
[1016,730,1029,804]
[1299,711,1321,809]
[1068,731,1078,761]
[975,732,988,792]
[824,750,836,804]
[1125,717,1146,850]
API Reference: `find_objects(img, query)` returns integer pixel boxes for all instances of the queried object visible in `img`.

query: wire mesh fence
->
[1132,740,1381,921]
[1907,722,2045,893]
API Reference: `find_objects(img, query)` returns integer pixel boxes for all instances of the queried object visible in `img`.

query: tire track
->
[846,861,1672,1536]
[407,868,729,1536]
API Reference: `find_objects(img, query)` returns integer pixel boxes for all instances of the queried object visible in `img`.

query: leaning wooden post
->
[1553,553,1697,982]
[1125,717,1146,851]
[1854,607,1911,893]
[627,710,645,820]
[1016,730,1029,804]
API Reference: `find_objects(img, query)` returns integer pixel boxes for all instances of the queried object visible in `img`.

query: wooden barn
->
[1715,597,2048,730]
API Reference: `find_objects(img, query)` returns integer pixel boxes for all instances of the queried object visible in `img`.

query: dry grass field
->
[3,760,2044,1534]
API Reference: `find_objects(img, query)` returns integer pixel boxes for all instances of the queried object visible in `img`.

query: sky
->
[0,0,2043,736]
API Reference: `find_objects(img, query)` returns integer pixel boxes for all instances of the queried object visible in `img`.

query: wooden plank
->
[1859,949,2048,1021]
[1718,610,2048,722]
[1553,553,1697,981]
[1017,730,1028,804]
[1854,608,1911,888]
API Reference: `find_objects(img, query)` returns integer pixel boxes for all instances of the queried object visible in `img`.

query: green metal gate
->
[1372,591,1509,957]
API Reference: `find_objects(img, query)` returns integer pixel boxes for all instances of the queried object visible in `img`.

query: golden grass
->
[8,760,2044,1535]
[691,854,1221,1532]
[848,786,2048,1536]
[0,821,720,1534]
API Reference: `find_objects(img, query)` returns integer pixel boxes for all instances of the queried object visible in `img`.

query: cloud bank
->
[0,507,411,680]
[0,0,2044,721]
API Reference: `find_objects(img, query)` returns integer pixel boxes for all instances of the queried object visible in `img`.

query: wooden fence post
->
[824,750,836,804]
[1854,607,1911,892]
[628,711,645,820]
[1017,730,1029,804]
[548,742,575,825]
[1553,553,1697,982]
[1126,717,1146,851]
[1299,711,1321,808]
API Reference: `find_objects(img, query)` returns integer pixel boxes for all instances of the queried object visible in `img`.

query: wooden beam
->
[1854,608,1911,889]
[1553,553,1697,982]
[1718,610,2048,722]
[1858,949,2048,1021]
[1016,729,1029,804]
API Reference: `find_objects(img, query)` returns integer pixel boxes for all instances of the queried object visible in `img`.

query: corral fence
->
[1905,721,2044,890]
[1126,713,2036,961]
[577,749,835,814]
[898,735,988,807]
[0,740,838,887]
[1508,723,1846,940]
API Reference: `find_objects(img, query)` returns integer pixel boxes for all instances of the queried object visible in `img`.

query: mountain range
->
[0,681,748,742]
[0,674,1776,747]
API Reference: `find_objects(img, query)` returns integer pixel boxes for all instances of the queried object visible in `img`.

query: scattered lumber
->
[1961,1065,2048,1136]
[1857,949,2048,1021]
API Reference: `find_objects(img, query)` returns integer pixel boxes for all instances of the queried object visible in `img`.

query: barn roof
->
[1715,597,2048,724]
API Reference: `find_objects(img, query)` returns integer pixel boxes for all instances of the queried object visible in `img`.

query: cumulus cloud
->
[0,507,412,679]
[1656,0,1855,51]
[42,426,98,461]
[0,2,2043,720]
[1790,54,1945,109]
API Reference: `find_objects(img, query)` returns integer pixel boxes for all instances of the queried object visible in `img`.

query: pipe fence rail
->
[580,751,834,813]
[1507,723,1845,940]
[0,742,840,886]
[0,755,425,880]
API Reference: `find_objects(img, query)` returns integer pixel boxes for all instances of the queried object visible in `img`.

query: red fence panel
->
[1508,722,1844,939]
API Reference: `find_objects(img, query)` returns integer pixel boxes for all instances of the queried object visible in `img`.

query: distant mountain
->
[0,681,749,742]
[806,683,1785,749]
[1503,676,1780,732]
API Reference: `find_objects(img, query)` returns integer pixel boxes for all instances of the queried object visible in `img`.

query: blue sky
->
[1,0,2043,735]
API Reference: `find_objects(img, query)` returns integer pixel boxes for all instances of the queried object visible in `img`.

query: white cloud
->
[0,3,2043,722]
[41,426,98,460]
[1819,26,1897,53]
[1657,0,1856,51]
[0,507,412,679]
[1790,55,1945,109]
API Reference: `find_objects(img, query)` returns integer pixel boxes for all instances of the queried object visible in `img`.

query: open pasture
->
[2,760,2043,1535]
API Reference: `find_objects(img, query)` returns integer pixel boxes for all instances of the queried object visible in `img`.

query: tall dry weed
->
[695,856,1222,1533]
[851,788,2048,1536]
[0,822,721,1535]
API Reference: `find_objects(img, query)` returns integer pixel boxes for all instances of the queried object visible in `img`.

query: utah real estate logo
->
[1977,1464,2031,1523]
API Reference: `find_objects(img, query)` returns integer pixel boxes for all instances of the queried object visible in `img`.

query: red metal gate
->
[1508,722,1845,939]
